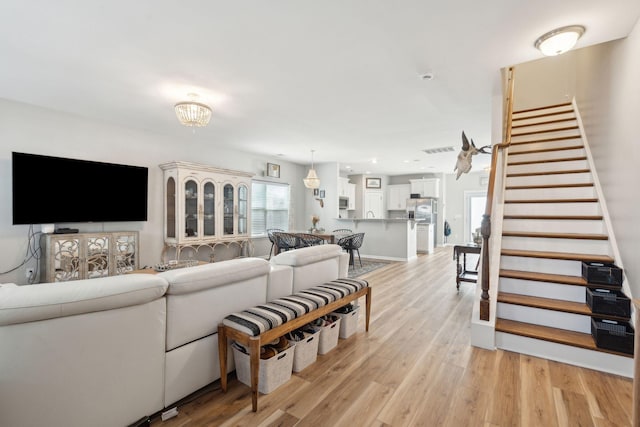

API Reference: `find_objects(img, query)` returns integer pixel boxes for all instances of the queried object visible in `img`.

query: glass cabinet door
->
[184,179,198,238]
[86,235,110,279]
[166,177,176,239]
[203,181,215,237]
[238,184,248,235]
[113,233,137,274]
[223,184,234,235]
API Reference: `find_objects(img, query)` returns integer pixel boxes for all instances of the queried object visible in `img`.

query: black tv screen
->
[12,152,148,224]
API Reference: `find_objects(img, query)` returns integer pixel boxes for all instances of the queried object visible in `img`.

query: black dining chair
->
[272,232,299,255]
[332,228,352,234]
[296,233,324,248]
[266,228,284,259]
[336,233,365,268]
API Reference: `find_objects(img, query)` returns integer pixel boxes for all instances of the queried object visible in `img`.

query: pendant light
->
[303,150,320,189]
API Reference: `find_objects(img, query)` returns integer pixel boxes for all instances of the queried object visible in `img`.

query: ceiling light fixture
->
[534,25,585,56]
[175,93,212,127]
[303,149,320,189]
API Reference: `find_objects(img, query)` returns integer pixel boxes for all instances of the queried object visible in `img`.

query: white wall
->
[512,20,640,297]
[444,171,490,245]
[0,99,307,284]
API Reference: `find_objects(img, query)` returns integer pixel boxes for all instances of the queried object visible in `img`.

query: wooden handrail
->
[479,66,515,321]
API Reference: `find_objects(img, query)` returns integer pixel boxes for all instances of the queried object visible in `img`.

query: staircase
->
[492,101,633,377]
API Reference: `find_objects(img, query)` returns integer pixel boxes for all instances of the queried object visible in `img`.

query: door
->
[464,191,487,243]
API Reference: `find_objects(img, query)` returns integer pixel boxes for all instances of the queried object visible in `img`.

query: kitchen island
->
[334,219,417,261]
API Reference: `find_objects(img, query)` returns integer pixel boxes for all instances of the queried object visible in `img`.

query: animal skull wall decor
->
[454,131,491,180]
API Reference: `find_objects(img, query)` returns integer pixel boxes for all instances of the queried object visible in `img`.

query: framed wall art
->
[266,163,280,178]
[366,177,381,189]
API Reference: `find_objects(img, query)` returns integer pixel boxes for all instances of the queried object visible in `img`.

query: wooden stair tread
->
[507,156,587,166]
[495,318,632,358]
[506,169,590,177]
[512,102,573,114]
[510,135,582,145]
[511,109,574,121]
[502,231,607,240]
[504,198,598,204]
[497,292,630,322]
[512,118,576,129]
[512,126,579,137]
[500,249,613,263]
[509,145,584,156]
[505,183,594,190]
[499,269,620,290]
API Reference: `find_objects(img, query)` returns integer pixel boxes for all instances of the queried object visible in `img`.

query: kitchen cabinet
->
[410,178,440,198]
[347,183,356,210]
[364,190,384,219]
[387,184,411,210]
[41,231,138,282]
[160,161,253,260]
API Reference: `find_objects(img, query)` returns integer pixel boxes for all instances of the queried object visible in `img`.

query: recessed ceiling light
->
[535,25,585,56]
[421,72,435,81]
[371,158,377,164]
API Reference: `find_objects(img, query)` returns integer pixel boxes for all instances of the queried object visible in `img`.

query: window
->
[465,191,487,242]
[251,181,290,237]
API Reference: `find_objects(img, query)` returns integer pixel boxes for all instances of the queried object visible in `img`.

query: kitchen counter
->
[333,218,417,261]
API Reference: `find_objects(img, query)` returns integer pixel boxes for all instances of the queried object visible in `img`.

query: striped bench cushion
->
[222,278,368,336]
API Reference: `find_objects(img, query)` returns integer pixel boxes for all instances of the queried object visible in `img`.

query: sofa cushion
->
[270,244,343,267]
[159,258,270,295]
[222,278,368,336]
[0,274,168,326]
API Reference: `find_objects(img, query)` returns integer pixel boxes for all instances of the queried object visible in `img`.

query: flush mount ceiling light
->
[174,93,212,127]
[303,149,320,189]
[535,25,585,56]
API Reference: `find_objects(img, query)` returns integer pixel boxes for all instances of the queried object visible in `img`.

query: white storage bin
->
[318,317,341,355]
[291,329,320,372]
[332,305,360,339]
[232,342,295,394]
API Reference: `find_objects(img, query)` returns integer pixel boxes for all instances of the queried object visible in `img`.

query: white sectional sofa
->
[0,244,350,427]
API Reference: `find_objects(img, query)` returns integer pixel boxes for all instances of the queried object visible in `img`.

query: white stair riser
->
[511,129,580,143]
[505,172,592,187]
[511,120,578,135]
[497,303,590,333]
[509,138,583,154]
[501,236,610,255]
[509,148,585,164]
[512,106,574,118]
[499,277,586,303]
[495,332,633,378]
[502,218,605,234]
[503,202,601,216]
[507,159,589,175]
[500,255,584,277]
[505,186,595,200]
[511,112,576,127]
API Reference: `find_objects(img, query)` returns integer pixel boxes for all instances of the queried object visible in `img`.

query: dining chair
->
[273,232,299,254]
[266,228,284,259]
[336,233,365,268]
[332,228,352,234]
[296,233,325,248]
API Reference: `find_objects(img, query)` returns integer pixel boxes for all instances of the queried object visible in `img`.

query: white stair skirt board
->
[500,256,584,277]
[509,147,585,163]
[497,303,591,334]
[509,137,584,154]
[499,277,586,303]
[496,331,633,378]
[503,202,601,216]
[502,218,605,234]
[505,171,593,187]
[501,236,610,255]
[505,186,596,201]
[506,159,590,175]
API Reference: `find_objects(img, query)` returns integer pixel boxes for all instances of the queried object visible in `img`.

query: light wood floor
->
[153,247,633,427]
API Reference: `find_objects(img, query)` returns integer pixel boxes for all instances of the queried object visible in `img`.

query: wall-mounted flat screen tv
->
[12,152,148,224]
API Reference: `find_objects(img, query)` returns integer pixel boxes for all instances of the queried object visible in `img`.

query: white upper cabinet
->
[387,184,411,210]
[410,178,440,198]
[347,183,356,210]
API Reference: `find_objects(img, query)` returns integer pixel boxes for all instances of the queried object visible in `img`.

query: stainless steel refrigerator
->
[406,198,438,249]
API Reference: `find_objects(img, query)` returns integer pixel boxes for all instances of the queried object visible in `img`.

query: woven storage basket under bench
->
[217,278,371,411]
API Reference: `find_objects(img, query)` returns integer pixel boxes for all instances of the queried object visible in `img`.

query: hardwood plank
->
[502,230,608,240]
[507,155,587,166]
[512,125,579,137]
[485,350,521,426]
[505,183,594,190]
[504,198,599,204]
[519,354,556,427]
[553,388,595,427]
[508,144,584,155]
[506,168,590,177]
[513,102,573,114]
[512,117,577,129]
[502,214,603,220]
[501,248,613,263]
[510,108,574,121]
[510,135,583,145]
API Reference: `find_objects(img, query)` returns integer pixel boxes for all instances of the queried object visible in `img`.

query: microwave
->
[339,197,349,209]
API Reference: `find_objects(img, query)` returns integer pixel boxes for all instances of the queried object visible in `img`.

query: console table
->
[453,244,481,290]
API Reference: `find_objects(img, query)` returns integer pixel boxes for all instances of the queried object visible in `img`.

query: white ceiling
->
[1,1,639,175]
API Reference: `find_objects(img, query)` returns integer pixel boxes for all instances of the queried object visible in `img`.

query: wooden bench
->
[218,278,372,411]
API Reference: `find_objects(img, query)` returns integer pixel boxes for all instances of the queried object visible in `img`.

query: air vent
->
[422,146,455,154]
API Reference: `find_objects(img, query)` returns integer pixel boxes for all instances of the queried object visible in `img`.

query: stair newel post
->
[479,213,491,321]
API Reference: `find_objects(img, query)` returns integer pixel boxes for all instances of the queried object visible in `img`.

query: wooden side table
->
[453,244,481,290]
